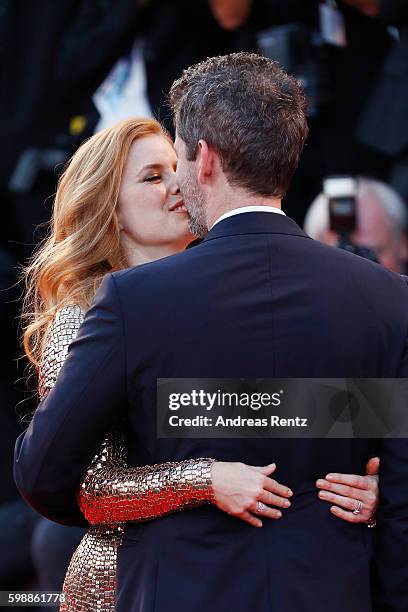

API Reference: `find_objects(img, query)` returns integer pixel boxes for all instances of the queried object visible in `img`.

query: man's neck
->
[207,195,282,229]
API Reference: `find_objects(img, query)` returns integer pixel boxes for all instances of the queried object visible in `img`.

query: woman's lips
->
[169,201,188,213]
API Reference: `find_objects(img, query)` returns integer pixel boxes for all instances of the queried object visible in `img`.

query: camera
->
[324,177,378,263]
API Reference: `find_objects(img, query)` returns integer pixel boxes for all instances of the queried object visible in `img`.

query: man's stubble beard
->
[181,173,208,239]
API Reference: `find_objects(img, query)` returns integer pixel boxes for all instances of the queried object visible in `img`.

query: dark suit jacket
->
[14,213,408,611]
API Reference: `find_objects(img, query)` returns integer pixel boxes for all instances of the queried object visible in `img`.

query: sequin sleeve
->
[77,437,216,525]
[38,304,85,400]
[39,306,215,526]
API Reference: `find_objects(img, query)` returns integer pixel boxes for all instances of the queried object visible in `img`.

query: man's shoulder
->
[112,244,206,288]
[307,237,408,297]
[109,234,408,299]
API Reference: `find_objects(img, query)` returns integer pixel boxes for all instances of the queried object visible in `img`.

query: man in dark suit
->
[14,53,408,611]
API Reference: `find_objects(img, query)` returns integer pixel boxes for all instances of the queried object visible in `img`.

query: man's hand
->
[342,0,380,17]
[211,461,293,527]
[208,0,253,30]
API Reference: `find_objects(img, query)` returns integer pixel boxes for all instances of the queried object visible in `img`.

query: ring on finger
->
[257,501,267,514]
[352,499,363,515]
[366,516,377,528]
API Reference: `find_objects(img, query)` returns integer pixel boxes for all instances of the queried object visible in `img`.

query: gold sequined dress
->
[39,305,216,612]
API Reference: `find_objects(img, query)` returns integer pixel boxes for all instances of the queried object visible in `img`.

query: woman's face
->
[117,134,193,265]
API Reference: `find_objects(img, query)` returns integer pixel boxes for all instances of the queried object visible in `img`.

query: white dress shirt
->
[211,205,285,229]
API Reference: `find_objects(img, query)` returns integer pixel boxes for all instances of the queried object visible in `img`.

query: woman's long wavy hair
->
[22,117,169,371]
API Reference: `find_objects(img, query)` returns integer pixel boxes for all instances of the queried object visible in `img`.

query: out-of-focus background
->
[1,0,407,608]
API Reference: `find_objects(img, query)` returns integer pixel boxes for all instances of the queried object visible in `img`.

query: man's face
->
[174,135,208,238]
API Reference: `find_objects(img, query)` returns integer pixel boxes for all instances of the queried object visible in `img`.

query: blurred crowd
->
[0,0,407,607]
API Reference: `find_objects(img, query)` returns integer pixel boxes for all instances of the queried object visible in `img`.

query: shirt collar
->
[211,205,285,229]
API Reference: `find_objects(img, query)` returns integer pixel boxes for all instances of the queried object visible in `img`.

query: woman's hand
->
[211,461,293,527]
[316,457,379,523]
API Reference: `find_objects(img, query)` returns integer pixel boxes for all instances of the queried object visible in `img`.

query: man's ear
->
[197,139,216,185]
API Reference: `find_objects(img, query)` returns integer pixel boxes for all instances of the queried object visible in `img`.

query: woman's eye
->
[144,174,161,182]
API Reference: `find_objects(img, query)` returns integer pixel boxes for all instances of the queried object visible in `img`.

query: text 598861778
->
[0,592,66,607]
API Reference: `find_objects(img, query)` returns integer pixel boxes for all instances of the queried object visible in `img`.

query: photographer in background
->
[304,177,408,273]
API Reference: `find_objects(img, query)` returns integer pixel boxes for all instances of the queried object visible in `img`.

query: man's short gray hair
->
[304,178,407,240]
[169,52,308,198]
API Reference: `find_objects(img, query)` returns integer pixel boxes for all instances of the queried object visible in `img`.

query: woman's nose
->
[170,181,181,196]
